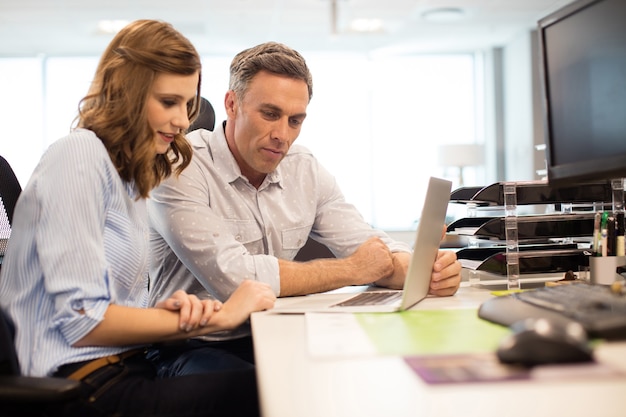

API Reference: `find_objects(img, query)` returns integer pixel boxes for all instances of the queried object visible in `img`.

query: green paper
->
[355,309,510,356]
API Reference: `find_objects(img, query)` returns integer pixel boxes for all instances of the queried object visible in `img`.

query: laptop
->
[271,176,452,313]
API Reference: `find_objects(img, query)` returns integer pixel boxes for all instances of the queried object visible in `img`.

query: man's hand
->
[215,280,276,329]
[428,250,462,296]
[348,237,395,285]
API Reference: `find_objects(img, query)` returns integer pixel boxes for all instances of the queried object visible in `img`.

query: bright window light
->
[0,52,480,231]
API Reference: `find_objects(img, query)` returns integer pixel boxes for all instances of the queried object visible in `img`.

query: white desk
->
[252,283,626,417]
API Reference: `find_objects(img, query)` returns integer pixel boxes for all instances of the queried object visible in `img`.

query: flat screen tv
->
[538,0,626,186]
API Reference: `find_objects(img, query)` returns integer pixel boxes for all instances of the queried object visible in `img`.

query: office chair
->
[189,96,216,132]
[0,155,21,259]
[294,238,336,262]
[0,156,81,416]
[0,155,21,227]
[0,309,81,416]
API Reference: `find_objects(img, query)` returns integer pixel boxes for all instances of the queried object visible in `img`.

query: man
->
[147,42,461,344]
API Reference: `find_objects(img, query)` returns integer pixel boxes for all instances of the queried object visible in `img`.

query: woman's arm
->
[74,280,275,347]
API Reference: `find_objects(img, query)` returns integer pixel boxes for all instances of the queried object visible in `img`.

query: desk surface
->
[252,283,626,417]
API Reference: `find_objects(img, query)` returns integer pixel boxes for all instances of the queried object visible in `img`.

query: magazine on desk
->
[405,352,625,385]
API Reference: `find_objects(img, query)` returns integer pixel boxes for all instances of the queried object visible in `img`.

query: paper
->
[305,309,510,358]
[305,313,377,358]
[356,309,510,356]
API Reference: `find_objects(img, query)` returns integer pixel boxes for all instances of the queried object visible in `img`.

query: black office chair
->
[189,96,216,132]
[294,238,336,262]
[0,309,81,416]
[0,155,21,228]
[0,155,21,260]
[0,156,81,416]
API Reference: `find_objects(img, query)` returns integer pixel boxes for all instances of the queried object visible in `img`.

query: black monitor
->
[538,0,626,186]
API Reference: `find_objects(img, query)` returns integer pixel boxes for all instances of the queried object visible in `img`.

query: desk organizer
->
[457,245,588,275]
[449,180,614,282]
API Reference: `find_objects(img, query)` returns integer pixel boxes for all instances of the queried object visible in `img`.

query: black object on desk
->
[496,317,593,366]
[479,283,626,340]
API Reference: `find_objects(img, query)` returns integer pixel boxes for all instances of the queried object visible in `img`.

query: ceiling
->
[0,0,576,57]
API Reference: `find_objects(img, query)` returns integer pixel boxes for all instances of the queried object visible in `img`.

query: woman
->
[0,20,275,417]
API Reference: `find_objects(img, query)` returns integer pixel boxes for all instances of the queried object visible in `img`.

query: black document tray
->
[448,213,594,240]
[457,246,589,275]
[450,180,613,206]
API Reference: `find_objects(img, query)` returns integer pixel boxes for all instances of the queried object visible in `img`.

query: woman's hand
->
[155,289,222,332]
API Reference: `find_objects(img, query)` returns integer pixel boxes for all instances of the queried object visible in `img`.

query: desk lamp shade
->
[438,144,484,187]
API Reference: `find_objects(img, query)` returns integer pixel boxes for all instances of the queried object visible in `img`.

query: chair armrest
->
[0,375,81,403]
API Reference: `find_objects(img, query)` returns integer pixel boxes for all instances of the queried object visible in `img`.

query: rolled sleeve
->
[252,255,281,295]
[56,297,110,346]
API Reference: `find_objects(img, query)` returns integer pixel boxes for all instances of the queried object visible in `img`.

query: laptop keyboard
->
[332,291,403,307]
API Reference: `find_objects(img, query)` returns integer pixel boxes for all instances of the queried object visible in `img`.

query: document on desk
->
[305,309,510,358]
[305,313,377,357]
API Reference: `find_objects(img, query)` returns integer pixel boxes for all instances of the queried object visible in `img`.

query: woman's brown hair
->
[77,19,200,198]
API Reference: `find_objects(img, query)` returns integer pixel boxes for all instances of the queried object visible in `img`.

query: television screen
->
[539,0,626,185]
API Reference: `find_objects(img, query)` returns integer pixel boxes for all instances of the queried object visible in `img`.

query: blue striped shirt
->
[0,129,148,377]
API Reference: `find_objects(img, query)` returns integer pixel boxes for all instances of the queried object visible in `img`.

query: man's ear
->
[224,90,237,117]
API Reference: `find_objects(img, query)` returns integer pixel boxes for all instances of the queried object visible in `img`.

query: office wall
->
[480,47,504,183]
[529,30,548,179]
[502,30,537,182]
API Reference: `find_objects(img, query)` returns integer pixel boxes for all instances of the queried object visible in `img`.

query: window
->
[299,53,479,230]
[0,58,44,185]
[0,53,480,231]
[44,57,99,147]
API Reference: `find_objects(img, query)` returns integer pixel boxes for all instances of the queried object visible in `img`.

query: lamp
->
[438,144,484,187]
[421,7,467,23]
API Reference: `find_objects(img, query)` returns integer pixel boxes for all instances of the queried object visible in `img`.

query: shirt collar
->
[188,124,283,189]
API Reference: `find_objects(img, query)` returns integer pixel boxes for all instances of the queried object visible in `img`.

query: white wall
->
[502,30,537,182]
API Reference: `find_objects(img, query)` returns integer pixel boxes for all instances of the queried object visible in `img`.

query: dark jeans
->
[52,341,260,417]
[146,336,256,376]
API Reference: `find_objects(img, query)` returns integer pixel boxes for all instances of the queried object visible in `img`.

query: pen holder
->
[589,256,626,285]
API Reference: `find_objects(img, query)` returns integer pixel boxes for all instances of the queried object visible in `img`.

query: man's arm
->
[278,237,395,296]
[279,243,461,297]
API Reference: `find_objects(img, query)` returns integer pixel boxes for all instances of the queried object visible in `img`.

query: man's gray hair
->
[229,42,313,102]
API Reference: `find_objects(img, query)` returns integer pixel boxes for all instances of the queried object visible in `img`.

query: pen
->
[600,211,608,257]
[593,211,602,255]
[617,212,625,257]
[607,215,616,257]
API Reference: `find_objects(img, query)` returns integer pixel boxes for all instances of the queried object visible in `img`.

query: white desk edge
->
[252,283,626,417]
